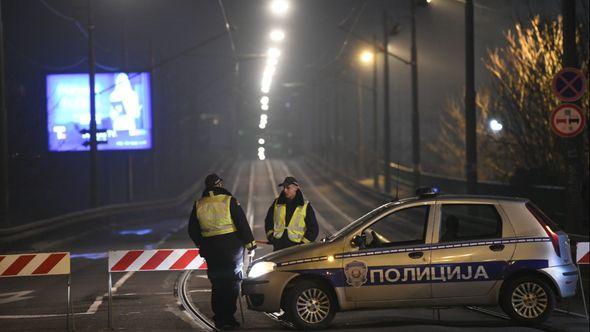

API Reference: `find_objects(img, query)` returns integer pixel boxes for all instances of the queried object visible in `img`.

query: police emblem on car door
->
[342,203,434,302]
[344,261,368,287]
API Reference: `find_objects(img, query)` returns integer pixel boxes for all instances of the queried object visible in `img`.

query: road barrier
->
[575,242,589,320]
[0,252,73,330]
[107,248,207,328]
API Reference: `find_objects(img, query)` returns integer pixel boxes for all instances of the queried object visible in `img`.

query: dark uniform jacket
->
[264,190,319,250]
[188,187,255,265]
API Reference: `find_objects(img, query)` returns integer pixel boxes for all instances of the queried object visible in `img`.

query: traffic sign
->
[552,67,586,102]
[550,104,586,137]
[577,242,589,265]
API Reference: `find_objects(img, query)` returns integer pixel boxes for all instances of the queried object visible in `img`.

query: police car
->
[242,188,578,329]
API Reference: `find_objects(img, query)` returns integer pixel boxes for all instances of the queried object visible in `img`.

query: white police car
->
[242,188,578,329]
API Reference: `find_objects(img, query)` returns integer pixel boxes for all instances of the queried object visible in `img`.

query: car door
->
[342,202,434,303]
[430,201,516,298]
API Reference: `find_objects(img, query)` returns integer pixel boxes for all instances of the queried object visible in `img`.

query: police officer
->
[188,173,256,330]
[264,176,319,251]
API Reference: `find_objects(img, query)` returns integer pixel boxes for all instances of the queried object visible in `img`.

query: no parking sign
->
[552,67,586,102]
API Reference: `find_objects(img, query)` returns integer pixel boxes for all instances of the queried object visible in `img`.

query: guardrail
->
[0,158,231,248]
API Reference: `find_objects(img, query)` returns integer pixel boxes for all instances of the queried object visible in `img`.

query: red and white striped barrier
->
[576,242,589,265]
[0,252,73,330]
[108,248,207,272]
[107,248,206,328]
[0,252,70,277]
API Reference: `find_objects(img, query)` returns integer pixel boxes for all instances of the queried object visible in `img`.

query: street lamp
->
[489,119,503,132]
[270,29,285,42]
[270,0,289,16]
[359,50,374,64]
[357,42,379,189]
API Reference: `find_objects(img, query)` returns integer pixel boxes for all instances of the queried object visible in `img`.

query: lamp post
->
[358,46,379,189]
[382,10,392,194]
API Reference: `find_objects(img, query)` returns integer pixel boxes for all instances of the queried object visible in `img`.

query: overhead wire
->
[6,39,87,71]
[312,1,368,72]
[39,0,115,54]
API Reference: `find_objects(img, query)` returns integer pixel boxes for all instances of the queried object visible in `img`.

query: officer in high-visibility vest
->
[188,173,256,330]
[264,176,319,251]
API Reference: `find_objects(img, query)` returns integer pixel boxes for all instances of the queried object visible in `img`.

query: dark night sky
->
[1,0,587,221]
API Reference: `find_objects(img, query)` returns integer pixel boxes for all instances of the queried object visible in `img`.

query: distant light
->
[489,119,503,132]
[270,29,285,42]
[267,58,279,66]
[359,50,374,64]
[259,123,266,129]
[270,0,289,16]
[260,96,269,105]
[258,138,266,145]
[261,114,268,121]
[426,0,432,3]
[118,229,153,236]
[258,154,266,161]
[261,104,269,111]
[258,147,265,153]
[327,255,335,262]
[268,47,281,59]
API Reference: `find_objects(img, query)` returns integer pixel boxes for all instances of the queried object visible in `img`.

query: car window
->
[439,204,502,242]
[363,205,430,248]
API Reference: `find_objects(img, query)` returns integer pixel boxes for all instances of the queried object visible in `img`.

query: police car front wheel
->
[284,280,336,330]
[501,275,555,324]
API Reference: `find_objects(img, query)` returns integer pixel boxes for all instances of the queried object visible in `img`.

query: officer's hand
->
[248,248,256,258]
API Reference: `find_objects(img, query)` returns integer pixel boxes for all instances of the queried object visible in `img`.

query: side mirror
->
[350,234,365,248]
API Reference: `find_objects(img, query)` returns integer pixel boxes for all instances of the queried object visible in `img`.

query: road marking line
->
[0,290,34,304]
[246,162,255,229]
[86,270,135,314]
[231,162,244,194]
[0,312,92,319]
[265,159,279,197]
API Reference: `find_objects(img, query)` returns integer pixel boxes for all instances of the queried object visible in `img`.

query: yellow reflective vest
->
[195,192,237,237]
[271,200,310,243]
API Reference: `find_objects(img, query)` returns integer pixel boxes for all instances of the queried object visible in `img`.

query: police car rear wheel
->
[501,276,555,324]
[285,280,336,330]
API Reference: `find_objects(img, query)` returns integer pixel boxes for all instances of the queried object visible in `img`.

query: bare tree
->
[428,16,589,183]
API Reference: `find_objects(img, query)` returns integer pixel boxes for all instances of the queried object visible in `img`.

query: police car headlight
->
[248,261,276,279]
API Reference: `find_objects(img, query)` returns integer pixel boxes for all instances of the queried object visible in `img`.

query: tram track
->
[176,270,218,331]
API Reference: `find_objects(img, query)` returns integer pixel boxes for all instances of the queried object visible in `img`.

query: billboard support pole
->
[0,1,9,225]
[88,0,99,207]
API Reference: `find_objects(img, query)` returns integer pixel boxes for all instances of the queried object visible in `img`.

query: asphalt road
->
[1,158,588,331]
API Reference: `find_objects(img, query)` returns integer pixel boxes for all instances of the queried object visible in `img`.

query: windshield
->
[326,202,395,241]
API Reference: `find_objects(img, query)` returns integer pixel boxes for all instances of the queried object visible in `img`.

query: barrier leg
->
[108,272,113,329]
[66,275,71,331]
[578,268,589,320]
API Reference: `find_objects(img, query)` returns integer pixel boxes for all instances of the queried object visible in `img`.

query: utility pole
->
[372,35,379,190]
[121,17,134,203]
[410,0,421,189]
[464,0,477,194]
[0,1,8,225]
[382,11,392,194]
[356,72,364,178]
[562,0,584,233]
[88,0,99,207]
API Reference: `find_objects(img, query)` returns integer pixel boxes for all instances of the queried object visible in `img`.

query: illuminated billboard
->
[46,72,152,151]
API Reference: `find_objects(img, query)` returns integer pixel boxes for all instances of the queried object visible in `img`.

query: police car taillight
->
[526,202,561,257]
[415,187,440,198]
